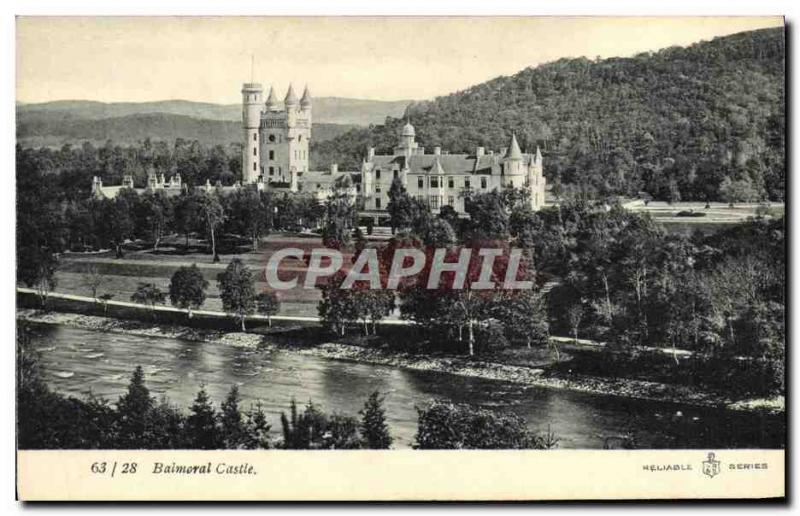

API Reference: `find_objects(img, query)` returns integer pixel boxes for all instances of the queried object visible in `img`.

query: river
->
[26,324,784,449]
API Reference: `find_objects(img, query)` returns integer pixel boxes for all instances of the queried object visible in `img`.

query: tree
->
[279,399,361,450]
[196,191,225,262]
[23,250,59,308]
[174,189,200,249]
[255,291,281,327]
[321,175,356,248]
[719,176,759,207]
[81,265,106,301]
[422,218,456,248]
[241,402,272,449]
[220,385,247,449]
[386,178,416,233]
[96,193,135,258]
[217,258,256,331]
[137,189,174,250]
[227,187,270,251]
[567,303,584,344]
[169,264,208,318]
[185,386,223,449]
[131,283,165,314]
[414,402,557,449]
[496,290,549,348]
[359,391,392,449]
[116,366,154,448]
[318,271,357,336]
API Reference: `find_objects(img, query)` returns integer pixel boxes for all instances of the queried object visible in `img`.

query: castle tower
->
[529,145,546,210]
[284,84,310,178]
[258,83,312,185]
[242,82,264,183]
[503,133,524,186]
[394,120,419,157]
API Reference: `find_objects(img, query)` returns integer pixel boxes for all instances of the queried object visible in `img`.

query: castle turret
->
[300,85,312,110]
[504,133,524,178]
[242,82,264,184]
[394,120,419,157]
[265,86,279,111]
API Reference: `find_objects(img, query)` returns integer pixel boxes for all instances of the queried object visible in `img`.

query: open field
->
[56,233,361,318]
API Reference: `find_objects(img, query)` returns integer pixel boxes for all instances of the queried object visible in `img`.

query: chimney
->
[476,147,485,158]
[330,163,338,175]
[433,146,441,156]
[367,147,375,162]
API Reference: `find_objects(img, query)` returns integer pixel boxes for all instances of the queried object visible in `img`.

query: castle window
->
[375,197,382,209]
[253,134,257,142]
[298,135,303,142]
[269,151,275,160]
[269,167,274,176]
[375,185,381,193]
[429,195,440,210]
[253,162,257,171]
[417,178,424,188]
[375,170,381,180]
[253,147,257,156]
[448,177,454,188]
[430,177,439,188]
[393,170,398,179]
[448,196,454,206]
[464,178,471,189]
[481,177,487,189]
[269,135,276,143]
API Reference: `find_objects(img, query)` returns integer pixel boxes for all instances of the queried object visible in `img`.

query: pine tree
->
[185,386,223,449]
[116,366,154,447]
[359,391,392,449]
[243,402,272,449]
[220,385,246,449]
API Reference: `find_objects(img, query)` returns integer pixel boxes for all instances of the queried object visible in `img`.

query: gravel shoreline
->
[18,309,784,415]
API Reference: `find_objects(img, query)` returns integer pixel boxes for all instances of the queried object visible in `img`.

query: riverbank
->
[18,309,784,415]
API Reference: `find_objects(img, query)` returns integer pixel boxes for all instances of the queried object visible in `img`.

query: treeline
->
[17,327,556,450]
[312,28,785,202]
[16,139,244,203]
[319,179,784,395]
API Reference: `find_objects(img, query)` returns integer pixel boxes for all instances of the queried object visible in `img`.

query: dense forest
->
[312,28,785,202]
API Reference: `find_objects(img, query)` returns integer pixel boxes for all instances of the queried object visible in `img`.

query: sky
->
[16,16,784,104]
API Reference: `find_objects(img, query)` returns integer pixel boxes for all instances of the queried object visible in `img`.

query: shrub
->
[414,402,558,449]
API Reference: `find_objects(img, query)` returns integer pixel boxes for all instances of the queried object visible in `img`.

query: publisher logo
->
[702,452,721,478]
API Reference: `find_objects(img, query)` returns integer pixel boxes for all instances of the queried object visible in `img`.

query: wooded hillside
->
[312,28,785,202]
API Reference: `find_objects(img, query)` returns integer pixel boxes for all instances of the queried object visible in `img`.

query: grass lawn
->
[54,233,355,317]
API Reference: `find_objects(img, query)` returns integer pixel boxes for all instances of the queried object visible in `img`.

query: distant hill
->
[16,111,357,149]
[312,27,785,202]
[17,96,412,125]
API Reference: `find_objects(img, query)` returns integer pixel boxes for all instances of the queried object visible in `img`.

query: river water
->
[27,324,784,449]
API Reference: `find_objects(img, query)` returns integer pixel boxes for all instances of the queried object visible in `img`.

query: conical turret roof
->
[284,84,298,105]
[300,85,312,107]
[266,86,279,110]
[507,133,523,161]
[535,145,543,163]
